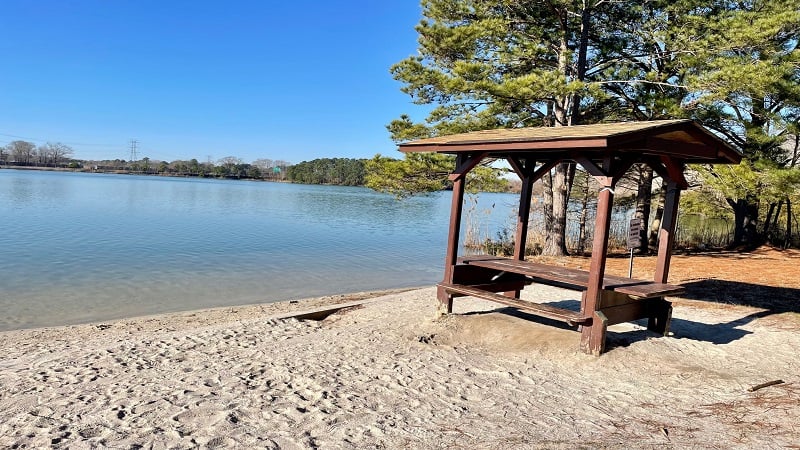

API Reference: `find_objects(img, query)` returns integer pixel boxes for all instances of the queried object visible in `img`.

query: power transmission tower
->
[129,139,139,161]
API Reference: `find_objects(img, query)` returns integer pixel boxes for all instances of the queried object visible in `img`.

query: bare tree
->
[37,142,74,166]
[7,140,36,165]
[218,156,242,167]
[252,158,274,172]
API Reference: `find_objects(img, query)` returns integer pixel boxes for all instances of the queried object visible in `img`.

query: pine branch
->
[596,79,688,89]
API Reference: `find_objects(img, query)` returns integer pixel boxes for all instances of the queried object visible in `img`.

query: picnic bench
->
[439,255,684,342]
[398,120,741,355]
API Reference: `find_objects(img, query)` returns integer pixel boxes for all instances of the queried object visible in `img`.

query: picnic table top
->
[459,255,686,299]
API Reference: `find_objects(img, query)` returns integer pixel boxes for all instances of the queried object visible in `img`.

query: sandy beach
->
[1,269,799,449]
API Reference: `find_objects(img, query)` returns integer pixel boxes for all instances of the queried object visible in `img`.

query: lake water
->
[0,170,518,331]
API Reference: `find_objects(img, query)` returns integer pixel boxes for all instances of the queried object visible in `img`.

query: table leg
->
[436,285,454,316]
[580,310,608,356]
[647,298,672,335]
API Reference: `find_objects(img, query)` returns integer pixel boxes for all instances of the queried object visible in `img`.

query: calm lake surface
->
[0,169,517,330]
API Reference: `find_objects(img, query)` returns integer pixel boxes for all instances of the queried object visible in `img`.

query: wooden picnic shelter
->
[398,120,742,355]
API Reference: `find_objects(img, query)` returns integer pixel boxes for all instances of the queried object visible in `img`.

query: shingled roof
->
[398,120,741,165]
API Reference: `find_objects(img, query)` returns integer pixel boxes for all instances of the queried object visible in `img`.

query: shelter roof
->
[398,120,742,164]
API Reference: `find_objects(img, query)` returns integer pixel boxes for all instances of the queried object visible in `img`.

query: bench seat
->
[438,282,589,326]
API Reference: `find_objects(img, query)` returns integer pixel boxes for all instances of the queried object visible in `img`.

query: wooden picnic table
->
[399,120,740,355]
[438,255,684,341]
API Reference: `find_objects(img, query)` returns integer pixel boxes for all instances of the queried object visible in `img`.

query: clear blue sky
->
[0,1,426,164]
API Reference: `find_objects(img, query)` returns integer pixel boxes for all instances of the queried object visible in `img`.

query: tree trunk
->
[648,179,667,250]
[577,175,590,255]
[634,165,653,254]
[570,5,591,126]
[728,197,761,248]
[539,3,583,257]
[542,163,571,256]
[785,198,793,249]
[542,171,554,240]
[772,200,784,235]
[763,202,777,237]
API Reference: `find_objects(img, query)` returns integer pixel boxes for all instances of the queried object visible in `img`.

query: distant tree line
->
[85,156,293,181]
[286,158,366,186]
[0,140,520,192]
[0,140,297,181]
[1,139,381,188]
[1,140,414,189]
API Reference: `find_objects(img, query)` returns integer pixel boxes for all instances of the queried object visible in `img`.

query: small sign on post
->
[627,218,642,278]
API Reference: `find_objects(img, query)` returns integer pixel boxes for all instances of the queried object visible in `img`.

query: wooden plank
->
[604,281,685,298]
[459,256,685,299]
[460,256,591,287]
[438,283,589,325]
[268,299,380,321]
[599,271,685,297]
[598,302,650,326]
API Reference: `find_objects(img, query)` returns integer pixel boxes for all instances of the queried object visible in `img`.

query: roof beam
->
[644,156,670,181]
[507,156,540,179]
[530,159,561,184]
[660,156,688,189]
[644,156,688,189]
[574,155,613,186]
[611,156,638,185]
[448,152,488,181]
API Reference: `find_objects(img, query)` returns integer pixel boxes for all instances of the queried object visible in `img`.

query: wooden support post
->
[580,177,615,356]
[438,154,470,315]
[513,167,535,261]
[655,180,681,283]
[504,161,536,299]
[649,179,681,336]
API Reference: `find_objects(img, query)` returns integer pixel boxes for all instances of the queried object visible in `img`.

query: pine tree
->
[388,0,800,251]
[677,0,800,246]
[389,0,629,255]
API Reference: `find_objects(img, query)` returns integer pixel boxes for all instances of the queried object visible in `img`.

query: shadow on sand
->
[464,280,800,352]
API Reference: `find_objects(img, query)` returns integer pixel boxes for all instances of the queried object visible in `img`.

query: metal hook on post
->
[599,186,615,195]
